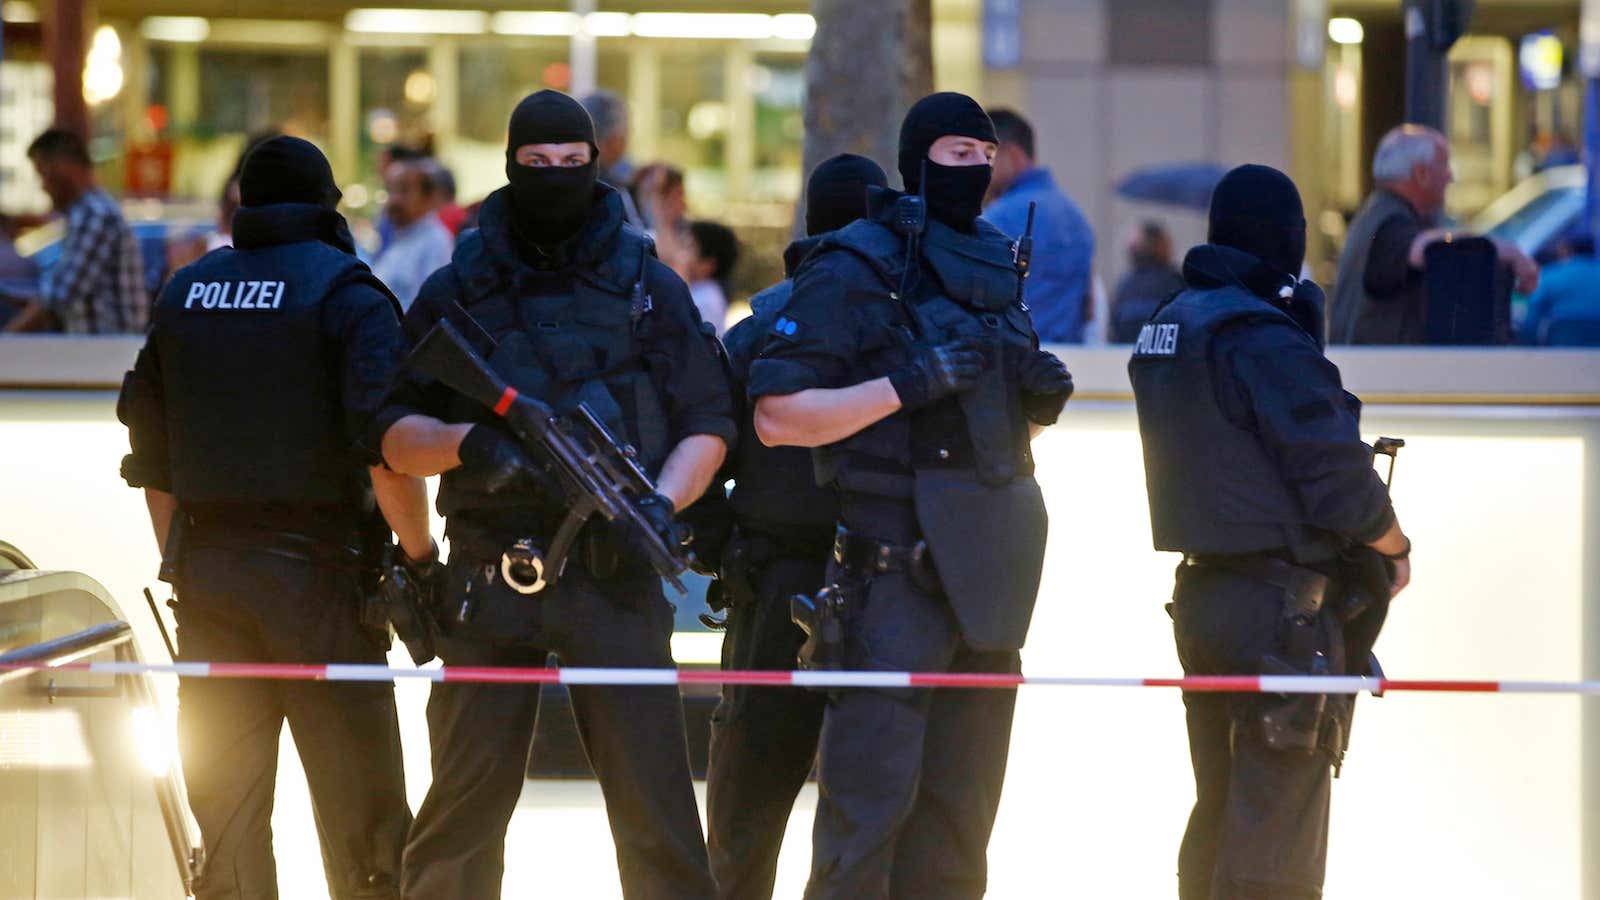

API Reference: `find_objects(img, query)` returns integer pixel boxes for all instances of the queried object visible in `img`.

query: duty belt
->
[1182,552,1329,616]
[732,524,835,565]
[185,521,364,570]
[832,525,941,592]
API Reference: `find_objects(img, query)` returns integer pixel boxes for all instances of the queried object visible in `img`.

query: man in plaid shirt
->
[3,129,146,334]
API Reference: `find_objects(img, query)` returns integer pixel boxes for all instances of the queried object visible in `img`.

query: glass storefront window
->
[459,41,567,145]
[198,49,329,141]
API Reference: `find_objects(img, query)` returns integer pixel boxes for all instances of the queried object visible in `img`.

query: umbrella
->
[1115,162,1229,211]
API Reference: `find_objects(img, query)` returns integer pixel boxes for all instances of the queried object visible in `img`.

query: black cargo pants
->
[1170,561,1350,900]
[802,560,1020,900]
[399,557,715,900]
[174,542,411,900]
[705,547,829,900]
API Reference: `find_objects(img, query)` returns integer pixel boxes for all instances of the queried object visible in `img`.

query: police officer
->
[749,93,1073,899]
[1127,164,1413,900]
[117,136,428,899]
[703,153,888,900]
[375,90,730,899]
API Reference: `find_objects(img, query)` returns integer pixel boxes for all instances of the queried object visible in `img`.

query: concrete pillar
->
[120,29,150,144]
[329,34,358,184]
[723,43,754,202]
[569,0,597,98]
[46,0,87,134]
[628,43,660,164]
[427,37,459,153]
[167,42,199,134]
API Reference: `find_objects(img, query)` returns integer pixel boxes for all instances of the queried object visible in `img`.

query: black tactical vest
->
[725,281,839,536]
[434,222,671,524]
[153,239,392,506]
[1128,285,1312,555]
[809,214,1038,497]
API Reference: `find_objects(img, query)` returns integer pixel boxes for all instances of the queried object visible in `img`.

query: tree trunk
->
[799,0,935,227]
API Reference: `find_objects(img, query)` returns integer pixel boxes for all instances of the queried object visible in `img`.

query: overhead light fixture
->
[490,11,580,37]
[140,16,210,43]
[630,13,777,40]
[1327,17,1364,46]
[583,11,632,37]
[83,25,124,105]
[771,14,816,41]
[2,1,40,24]
[345,9,487,35]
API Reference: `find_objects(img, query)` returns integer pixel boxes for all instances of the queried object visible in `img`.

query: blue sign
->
[983,0,1023,71]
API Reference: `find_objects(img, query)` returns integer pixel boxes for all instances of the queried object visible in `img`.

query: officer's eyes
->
[562,155,587,167]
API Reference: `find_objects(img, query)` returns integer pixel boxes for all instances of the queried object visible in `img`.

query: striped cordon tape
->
[4,660,1600,695]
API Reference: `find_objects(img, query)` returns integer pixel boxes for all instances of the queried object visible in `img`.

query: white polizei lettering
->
[1134,324,1154,354]
[184,282,206,309]
[1160,323,1179,354]
[237,281,260,309]
[267,281,285,309]
[201,282,222,309]
[220,282,239,309]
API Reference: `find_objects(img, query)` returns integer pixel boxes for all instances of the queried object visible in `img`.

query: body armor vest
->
[809,214,1037,496]
[434,223,672,526]
[1128,285,1313,555]
[154,239,391,506]
[726,281,839,536]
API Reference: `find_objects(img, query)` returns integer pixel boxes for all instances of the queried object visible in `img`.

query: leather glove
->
[1018,350,1073,425]
[456,423,553,495]
[888,339,986,411]
[635,491,693,554]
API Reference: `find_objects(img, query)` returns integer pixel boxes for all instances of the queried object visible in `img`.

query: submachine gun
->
[407,318,691,600]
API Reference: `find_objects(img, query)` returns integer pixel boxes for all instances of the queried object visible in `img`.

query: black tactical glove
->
[457,423,553,495]
[635,491,693,556]
[1018,350,1074,425]
[888,338,986,411]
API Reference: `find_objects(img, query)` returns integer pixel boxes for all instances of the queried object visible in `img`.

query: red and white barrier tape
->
[3,660,1600,694]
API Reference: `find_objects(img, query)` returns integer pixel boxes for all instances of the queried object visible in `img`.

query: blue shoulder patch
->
[770,315,802,341]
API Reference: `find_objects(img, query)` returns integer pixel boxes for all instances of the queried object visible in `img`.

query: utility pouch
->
[158,511,190,585]
[359,586,394,653]
[1255,654,1327,755]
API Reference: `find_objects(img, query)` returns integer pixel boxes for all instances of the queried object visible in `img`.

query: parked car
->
[1469,164,1587,264]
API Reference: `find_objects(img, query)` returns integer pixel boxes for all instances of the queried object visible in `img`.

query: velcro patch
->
[769,315,802,342]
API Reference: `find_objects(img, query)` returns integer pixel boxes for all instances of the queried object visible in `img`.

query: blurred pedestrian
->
[633,162,692,276]
[683,220,738,333]
[581,89,643,227]
[3,128,146,333]
[1521,233,1600,345]
[983,107,1096,343]
[428,160,467,236]
[1329,125,1538,345]
[372,158,454,310]
[1111,221,1185,342]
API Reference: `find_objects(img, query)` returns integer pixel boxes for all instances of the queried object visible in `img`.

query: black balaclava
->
[898,92,997,230]
[1207,164,1306,279]
[805,153,889,237]
[505,90,599,244]
[238,136,341,209]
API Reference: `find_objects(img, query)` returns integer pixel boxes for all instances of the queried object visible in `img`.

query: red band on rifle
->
[493,387,518,417]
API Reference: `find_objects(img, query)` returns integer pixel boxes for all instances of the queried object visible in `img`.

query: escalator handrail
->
[0,620,132,685]
[0,616,198,892]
